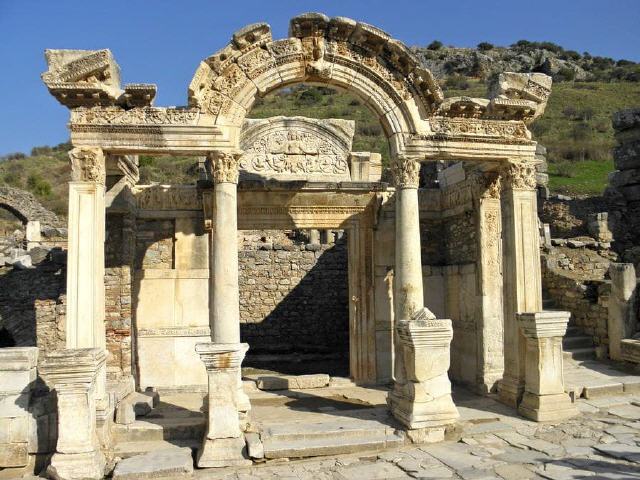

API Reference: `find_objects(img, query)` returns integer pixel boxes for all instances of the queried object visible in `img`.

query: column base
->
[197,436,252,468]
[389,391,459,430]
[518,392,578,422]
[46,450,105,480]
[498,376,524,408]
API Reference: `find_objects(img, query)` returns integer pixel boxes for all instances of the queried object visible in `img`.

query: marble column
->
[498,161,543,408]
[198,150,250,467]
[389,157,459,435]
[471,172,504,394]
[518,312,577,421]
[195,343,251,468]
[66,148,109,417]
[40,349,106,480]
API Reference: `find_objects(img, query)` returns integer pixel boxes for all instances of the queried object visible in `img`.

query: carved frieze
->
[427,118,530,141]
[69,147,105,184]
[71,107,200,126]
[391,156,421,189]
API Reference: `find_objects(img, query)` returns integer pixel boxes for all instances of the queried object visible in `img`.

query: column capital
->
[69,147,106,184]
[39,348,106,389]
[195,342,248,371]
[207,150,243,184]
[469,170,501,200]
[391,156,421,189]
[501,161,537,191]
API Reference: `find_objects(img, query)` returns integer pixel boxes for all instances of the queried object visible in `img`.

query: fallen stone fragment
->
[112,447,193,480]
[245,432,264,459]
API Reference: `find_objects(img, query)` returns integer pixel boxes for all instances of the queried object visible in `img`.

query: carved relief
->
[503,162,537,191]
[69,147,105,184]
[391,156,420,188]
[469,171,502,200]
[135,185,201,210]
[209,151,242,184]
[71,107,200,126]
[239,117,353,181]
[428,118,529,141]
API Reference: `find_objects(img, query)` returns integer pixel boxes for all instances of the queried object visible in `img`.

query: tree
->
[427,40,443,50]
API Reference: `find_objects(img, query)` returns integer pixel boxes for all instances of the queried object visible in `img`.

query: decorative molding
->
[469,171,502,200]
[69,147,106,184]
[134,185,201,210]
[71,107,200,126]
[138,327,211,338]
[391,156,420,189]
[428,117,530,141]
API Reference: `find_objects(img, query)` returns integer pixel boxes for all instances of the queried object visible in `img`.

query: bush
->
[477,42,494,51]
[557,67,576,81]
[562,106,578,119]
[571,122,593,141]
[348,98,361,107]
[295,87,322,106]
[2,172,22,186]
[1,152,26,161]
[139,156,156,168]
[427,40,443,50]
[27,174,52,197]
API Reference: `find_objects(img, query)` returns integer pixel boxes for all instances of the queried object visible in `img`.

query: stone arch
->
[188,13,443,156]
[0,186,61,227]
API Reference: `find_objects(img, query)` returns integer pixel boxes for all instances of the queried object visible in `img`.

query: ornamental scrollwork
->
[69,147,105,184]
[469,171,502,200]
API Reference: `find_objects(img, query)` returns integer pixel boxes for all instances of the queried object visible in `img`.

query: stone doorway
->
[239,229,350,378]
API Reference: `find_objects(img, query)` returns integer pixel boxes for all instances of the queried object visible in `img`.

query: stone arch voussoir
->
[0,186,61,228]
[188,13,443,155]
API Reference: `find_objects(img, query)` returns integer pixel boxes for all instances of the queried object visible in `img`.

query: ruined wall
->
[542,253,610,347]
[0,253,66,356]
[239,235,349,371]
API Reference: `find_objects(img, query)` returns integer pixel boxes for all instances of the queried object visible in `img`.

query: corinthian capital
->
[469,171,501,200]
[69,147,105,184]
[502,161,537,191]
[391,156,421,189]
[207,150,242,184]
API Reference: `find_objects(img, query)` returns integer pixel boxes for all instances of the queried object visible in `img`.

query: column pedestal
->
[389,310,459,431]
[517,312,577,422]
[40,349,106,480]
[195,342,251,468]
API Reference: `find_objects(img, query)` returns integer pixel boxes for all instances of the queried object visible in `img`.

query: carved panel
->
[239,117,353,181]
[135,185,201,210]
[69,147,105,184]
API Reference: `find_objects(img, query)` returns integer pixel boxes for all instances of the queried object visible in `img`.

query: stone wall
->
[238,233,349,374]
[445,211,476,265]
[542,252,610,347]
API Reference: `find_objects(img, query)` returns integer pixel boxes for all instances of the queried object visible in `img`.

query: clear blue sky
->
[1,0,639,155]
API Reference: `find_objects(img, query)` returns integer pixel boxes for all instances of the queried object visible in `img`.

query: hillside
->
[2,41,640,217]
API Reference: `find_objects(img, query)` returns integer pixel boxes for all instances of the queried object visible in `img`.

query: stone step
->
[263,417,398,442]
[562,335,594,349]
[565,326,582,336]
[113,416,205,443]
[113,439,199,459]
[563,347,596,361]
[263,432,404,459]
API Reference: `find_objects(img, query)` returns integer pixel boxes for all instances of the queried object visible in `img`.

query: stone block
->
[0,442,29,467]
[112,447,193,480]
[254,374,330,390]
[245,432,264,459]
[0,393,31,417]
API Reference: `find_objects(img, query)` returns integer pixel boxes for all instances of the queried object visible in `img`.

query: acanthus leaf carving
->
[391,156,420,189]
[503,161,537,191]
[209,151,242,184]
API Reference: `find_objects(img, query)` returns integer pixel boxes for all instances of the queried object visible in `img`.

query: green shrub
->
[295,88,322,106]
[477,42,494,51]
[427,40,443,50]
[27,174,51,197]
[444,74,469,90]
[554,162,577,178]
[139,156,156,167]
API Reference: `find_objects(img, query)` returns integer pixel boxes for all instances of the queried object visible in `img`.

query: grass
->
[548,159,614,195]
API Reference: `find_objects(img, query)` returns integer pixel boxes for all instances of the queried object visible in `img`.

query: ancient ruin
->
[7,12,640,480]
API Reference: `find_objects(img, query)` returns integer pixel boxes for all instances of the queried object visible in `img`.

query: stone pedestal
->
[195,342,251,468]
[0,347,38,468]
[499,162,543,408]
[608,263,638,361]
[389,310,459,430]
[39,349,106,480]
[517,312,577,422]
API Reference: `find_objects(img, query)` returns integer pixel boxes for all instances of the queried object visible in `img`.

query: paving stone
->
[608,404,640,420]
[457,468,501,480]
[494,464,537,480]
[495,431,564,457]
[493,448,551,465]
[112,447,193,479]
[593,443,640,463]
[412,466,453,479]
[537,461,596,479]
[333,462,410,480]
